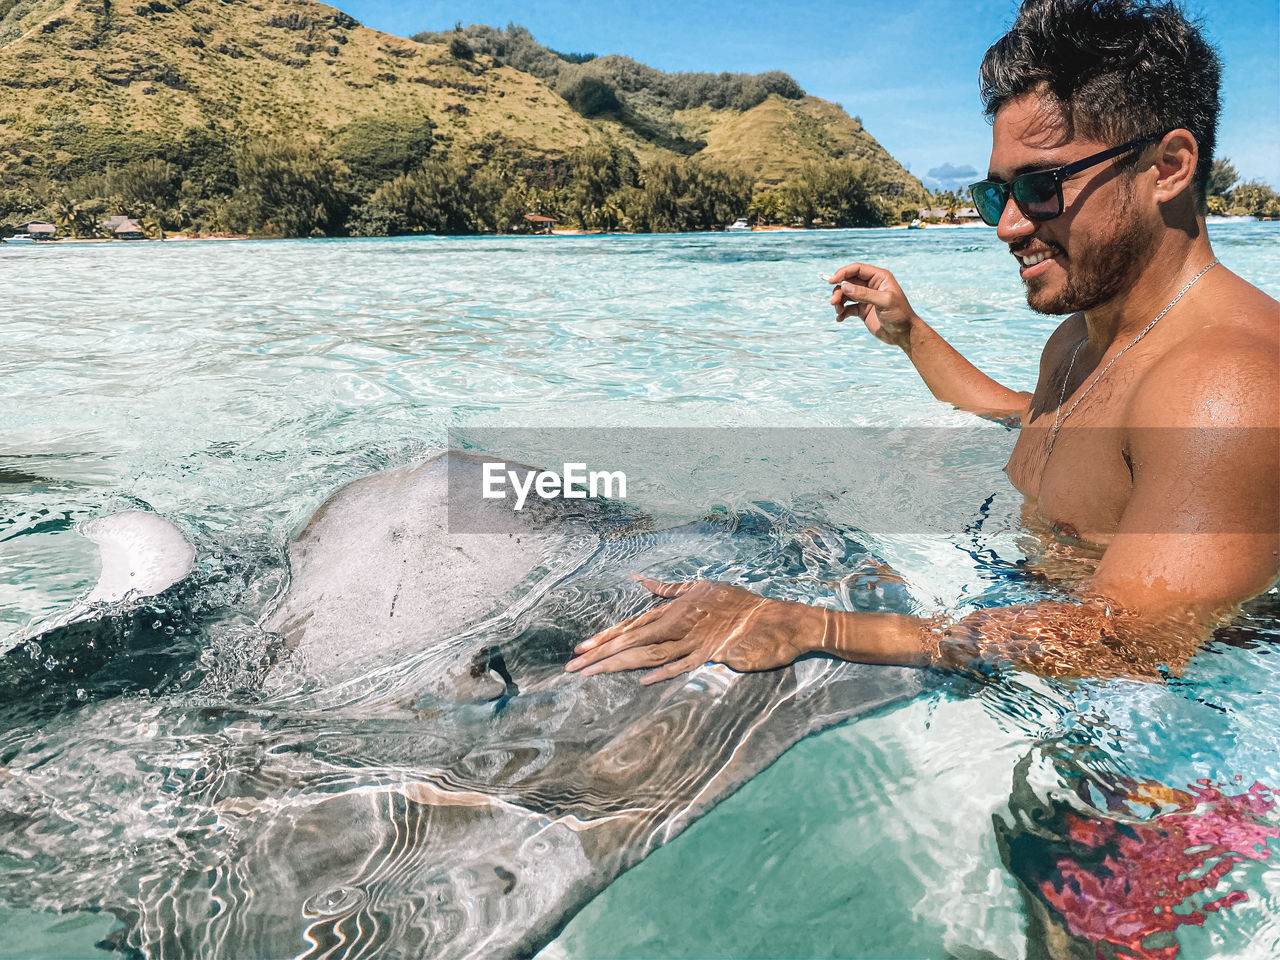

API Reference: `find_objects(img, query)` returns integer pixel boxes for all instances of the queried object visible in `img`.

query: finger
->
[827,262,884,286]
[575,606,666,653]
[580,638,697,676]
[641,652,707,685]
[834,300,871,324]
[837,280,892,309]
[566,612,690,670]
[630,575,698,599]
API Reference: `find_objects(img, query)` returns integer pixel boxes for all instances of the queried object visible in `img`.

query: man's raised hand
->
[827,262,918,349]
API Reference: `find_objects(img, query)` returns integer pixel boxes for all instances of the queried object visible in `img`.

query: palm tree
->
[50,192,95,239]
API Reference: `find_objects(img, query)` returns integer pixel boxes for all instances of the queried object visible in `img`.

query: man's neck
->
[1082,222,1216,352]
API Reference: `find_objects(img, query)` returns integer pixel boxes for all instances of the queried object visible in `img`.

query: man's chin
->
[1023,279,1079,316]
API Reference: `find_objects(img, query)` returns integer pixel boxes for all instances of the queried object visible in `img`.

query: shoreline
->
[164,233,251,242]
[887,221,989,230]
[8,218,1270,246]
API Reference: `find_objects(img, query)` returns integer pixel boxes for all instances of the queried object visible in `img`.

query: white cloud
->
[924,162,980,193]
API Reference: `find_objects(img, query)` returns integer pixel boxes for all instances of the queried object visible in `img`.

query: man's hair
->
[979,0,1221,201]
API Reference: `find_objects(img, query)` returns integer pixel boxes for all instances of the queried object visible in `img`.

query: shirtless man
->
[567,0,1279,683]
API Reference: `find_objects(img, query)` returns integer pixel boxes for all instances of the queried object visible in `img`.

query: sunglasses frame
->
[968,133,1164,227]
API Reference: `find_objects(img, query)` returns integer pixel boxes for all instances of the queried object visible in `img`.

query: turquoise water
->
[1,223,1278,958]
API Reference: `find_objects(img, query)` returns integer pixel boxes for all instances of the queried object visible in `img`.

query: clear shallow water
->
[1,223,1278,958]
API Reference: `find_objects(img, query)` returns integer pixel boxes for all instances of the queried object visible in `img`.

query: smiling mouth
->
[1013,245,1062,275]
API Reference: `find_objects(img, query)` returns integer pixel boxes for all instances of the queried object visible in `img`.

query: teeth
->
[1020,251,1050,266]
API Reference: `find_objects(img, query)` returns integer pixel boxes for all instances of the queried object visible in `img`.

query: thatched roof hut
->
[21,221,56,239]
[101,215,146,239]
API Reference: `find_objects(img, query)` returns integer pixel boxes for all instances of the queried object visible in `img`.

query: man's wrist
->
[898,312,923,355]
[799,604,836,655]
[798,605,938,667]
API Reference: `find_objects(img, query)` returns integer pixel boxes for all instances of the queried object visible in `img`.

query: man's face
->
[987,94,1153,315]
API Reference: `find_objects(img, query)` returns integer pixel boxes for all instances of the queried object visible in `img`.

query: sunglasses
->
[968,134,1162,226]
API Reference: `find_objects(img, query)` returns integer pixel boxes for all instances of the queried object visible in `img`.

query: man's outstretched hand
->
[565,577,812,684]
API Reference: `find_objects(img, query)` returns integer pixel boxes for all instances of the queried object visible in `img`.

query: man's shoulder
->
[1131,285,1278,429]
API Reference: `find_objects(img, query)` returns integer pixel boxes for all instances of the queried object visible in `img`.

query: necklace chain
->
[1045,257,1219,458]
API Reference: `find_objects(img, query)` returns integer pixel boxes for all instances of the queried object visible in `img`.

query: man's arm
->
[564,579,1196,683]
[567,338,1279,683]
[1089,334,1279,614]
[828,262,1032,419]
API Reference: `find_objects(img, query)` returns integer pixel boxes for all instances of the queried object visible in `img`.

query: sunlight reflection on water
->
[0,223,1277,958]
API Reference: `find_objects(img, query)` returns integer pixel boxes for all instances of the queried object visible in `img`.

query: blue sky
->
[330,0,1279,191]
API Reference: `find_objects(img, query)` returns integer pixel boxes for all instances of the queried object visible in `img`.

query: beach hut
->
[919,206,983,224]
[19,221,56,240]
[101,215,146,239]
[113,219,146,240]
[522,213,558,235]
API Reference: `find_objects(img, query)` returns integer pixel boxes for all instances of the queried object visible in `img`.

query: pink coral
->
[1038,781,1279,959]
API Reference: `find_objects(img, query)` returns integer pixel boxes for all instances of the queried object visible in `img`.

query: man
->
[566,0,1278,683]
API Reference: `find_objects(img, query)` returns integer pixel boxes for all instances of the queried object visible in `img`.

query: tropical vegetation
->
[0,1,929,239]
[1205,158,1280,218]
[2,124,907,238]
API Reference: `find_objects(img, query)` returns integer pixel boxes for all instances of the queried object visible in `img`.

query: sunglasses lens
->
[1013,174,1061,219]
[970,182,1006,226]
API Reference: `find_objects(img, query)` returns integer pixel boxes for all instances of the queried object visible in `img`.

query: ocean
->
[2,222,1278,958]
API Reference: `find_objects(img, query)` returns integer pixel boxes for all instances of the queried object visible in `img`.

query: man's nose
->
[995,195,1035,243]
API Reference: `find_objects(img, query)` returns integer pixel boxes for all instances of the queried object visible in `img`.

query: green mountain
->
[416,24,923,196]
[0,0,605,166]
[0,0,925,234]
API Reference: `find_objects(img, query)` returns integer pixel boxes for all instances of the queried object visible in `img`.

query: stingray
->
[2,451,925,958]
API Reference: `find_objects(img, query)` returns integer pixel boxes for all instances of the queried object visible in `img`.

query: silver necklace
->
[1045,257,1219,458]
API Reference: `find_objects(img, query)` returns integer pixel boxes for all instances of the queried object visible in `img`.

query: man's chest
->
[1005,422,1134,542]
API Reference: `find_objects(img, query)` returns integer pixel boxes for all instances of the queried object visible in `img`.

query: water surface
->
[2,223,1278,958]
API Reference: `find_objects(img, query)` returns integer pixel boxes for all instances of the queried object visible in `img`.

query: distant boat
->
[726,217,751,232]
[907,218,924,230]
[3,233,35,243]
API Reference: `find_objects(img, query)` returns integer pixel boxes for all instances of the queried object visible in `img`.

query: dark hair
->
[980,0,1221,201]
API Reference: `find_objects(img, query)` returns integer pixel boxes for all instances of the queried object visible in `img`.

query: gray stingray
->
[3,451,925,959]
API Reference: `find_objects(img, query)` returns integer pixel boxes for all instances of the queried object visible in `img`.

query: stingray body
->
[3,451,924,958]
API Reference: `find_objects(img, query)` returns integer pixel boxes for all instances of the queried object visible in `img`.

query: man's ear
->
[1150,129,1198,204]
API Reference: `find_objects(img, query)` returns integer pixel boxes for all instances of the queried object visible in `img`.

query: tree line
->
[1206,158,1280,218]
[0,118,915,239]
[915,157,1279,223]
[414,23,806,115]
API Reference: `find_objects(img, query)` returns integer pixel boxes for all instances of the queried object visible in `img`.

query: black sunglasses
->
[968,134,1162,226]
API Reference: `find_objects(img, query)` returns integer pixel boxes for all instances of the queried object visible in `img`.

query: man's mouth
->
[1013,245,1061,277]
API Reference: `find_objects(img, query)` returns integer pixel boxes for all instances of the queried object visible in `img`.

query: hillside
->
[0,0,606,167]
[1,2,921,190]
[417,23,923,196]
[0,2,926,234]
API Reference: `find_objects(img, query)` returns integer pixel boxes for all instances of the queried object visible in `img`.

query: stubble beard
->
[1024,189,1153,316]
